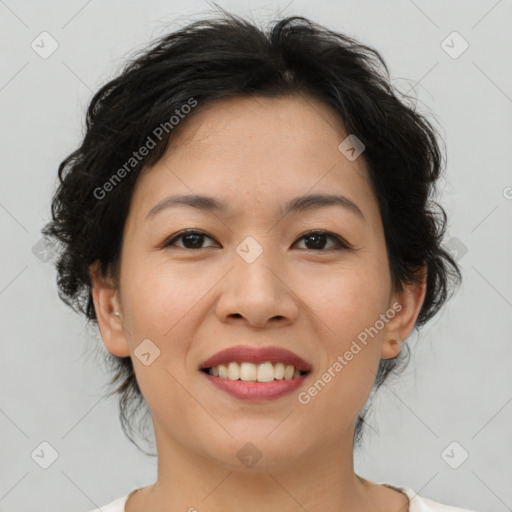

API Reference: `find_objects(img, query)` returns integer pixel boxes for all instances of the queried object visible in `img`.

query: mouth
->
[199,345,312,400]
[199,344,312,377]
[201,362,309,381]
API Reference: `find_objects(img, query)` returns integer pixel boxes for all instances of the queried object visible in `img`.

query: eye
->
[164,230,218,250]
[163,229,349,251]
[293,230,349,251]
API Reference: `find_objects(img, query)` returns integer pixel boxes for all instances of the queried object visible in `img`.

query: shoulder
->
[85,493,130,512]
[397,485,478,512]
[84,485,479,512]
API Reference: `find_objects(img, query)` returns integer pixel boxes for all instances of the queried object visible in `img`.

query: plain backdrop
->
[0,1,511,511]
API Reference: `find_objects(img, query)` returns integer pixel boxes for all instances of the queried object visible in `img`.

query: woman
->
[43,8,474,512]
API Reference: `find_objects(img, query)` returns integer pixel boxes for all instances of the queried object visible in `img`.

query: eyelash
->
[163,229,350,252]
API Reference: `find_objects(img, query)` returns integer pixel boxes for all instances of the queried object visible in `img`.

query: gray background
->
[1,0,511,511]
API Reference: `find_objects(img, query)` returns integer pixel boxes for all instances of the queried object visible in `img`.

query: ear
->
[89,260,131,358]
[381,265,427,359]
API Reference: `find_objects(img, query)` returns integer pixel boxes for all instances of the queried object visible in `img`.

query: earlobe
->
[89,261,131,358]
[381,337,403,360]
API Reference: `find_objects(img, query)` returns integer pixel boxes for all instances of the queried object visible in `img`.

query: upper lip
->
[199,345,312,372]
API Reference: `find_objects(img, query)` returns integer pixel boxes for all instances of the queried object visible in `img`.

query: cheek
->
[309,262,390,344]
[300,265,388,411]
[121,255,204,339]
[119,263,201,421]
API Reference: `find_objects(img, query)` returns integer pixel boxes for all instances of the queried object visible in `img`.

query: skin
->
[90,93,426,512]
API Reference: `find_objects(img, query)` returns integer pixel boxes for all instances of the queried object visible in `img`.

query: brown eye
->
[294,231,348,251]
[165,230,218,249]
[164,229,349,252]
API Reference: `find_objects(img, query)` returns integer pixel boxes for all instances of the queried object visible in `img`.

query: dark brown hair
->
[42,7,462,454]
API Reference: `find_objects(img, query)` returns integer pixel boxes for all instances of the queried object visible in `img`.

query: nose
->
[215,245,299,329]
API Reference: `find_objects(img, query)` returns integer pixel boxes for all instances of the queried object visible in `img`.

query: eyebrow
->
[146,193,365,222]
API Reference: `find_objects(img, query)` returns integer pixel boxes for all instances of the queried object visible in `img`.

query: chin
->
[200,431,306,472]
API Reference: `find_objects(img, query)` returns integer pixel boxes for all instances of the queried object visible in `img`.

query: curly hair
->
[42,7,462,454]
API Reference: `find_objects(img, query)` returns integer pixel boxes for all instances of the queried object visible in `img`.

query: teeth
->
[240,362,257,381]
[274,362,285,379]
[257,362,275,382]
[218,364,228,379]
[227,362,239,380]
[206,361,305,382]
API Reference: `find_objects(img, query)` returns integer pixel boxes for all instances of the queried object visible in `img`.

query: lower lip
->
[202,372,309,400]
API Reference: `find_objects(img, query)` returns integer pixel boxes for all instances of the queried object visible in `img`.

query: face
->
[91,94,426,472]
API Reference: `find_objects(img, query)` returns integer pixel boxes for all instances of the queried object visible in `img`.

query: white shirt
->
[87,484,477,511]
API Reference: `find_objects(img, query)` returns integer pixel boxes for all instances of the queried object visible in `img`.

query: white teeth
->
[239,362,257,381]
[257,362,275,382]
[227,361,239,380]
[206,361,306,381]
[274,362,285,379]
[217,364,228,379]
[284,364,295,380]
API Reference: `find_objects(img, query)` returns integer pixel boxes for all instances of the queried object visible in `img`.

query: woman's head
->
[43,10,461,459]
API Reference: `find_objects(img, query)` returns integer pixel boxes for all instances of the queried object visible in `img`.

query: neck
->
[132,422,381,512]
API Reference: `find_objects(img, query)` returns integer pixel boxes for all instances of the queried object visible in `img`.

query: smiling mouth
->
[201,361,310,382]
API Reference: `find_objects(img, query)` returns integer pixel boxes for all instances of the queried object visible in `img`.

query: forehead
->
[166,93,351,161]
[132,94,380,227]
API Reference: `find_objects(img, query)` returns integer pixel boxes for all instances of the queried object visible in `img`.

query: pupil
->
[306,233,326,249]
[181,233,328,250]
[184,233,203,248]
